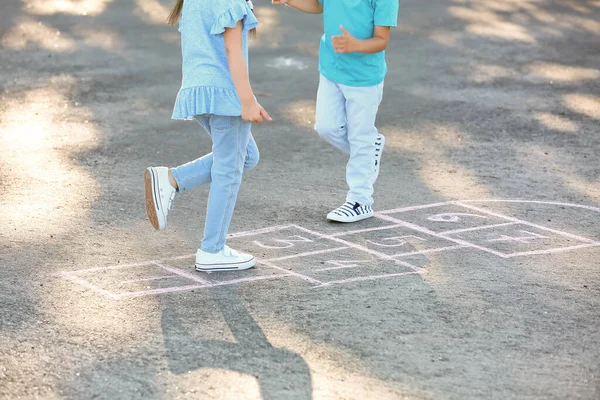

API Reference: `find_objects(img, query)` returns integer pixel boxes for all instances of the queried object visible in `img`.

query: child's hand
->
[272,0,288,5]
[242,100,272,124]
[332,26,358,53]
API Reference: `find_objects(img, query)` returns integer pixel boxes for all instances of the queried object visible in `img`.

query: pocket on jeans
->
[210,115,234,130]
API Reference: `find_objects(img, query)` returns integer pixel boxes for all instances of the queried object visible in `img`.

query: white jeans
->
[314,74,384,206]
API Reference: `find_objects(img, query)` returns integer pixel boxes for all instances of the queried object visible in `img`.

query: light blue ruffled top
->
[172,0,258,119]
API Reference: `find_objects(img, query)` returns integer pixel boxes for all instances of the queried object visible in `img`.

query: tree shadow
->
[375,0,600,208]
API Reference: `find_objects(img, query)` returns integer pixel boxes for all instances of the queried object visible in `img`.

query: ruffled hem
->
[210,1,258,35]
[172,86,241,120]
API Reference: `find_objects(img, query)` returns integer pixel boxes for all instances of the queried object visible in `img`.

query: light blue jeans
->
[171,115,259,253]
[314,74,384,206]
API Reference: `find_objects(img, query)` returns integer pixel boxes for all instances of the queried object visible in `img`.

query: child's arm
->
[333,0,398,54]
[332,25,391,54]
[223,21,271,124]
[272,0,323,14]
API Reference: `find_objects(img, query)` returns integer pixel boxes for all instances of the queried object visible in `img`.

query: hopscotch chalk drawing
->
[61,200,600,300]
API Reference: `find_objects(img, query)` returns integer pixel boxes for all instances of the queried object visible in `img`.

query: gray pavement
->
[1,0,599,399]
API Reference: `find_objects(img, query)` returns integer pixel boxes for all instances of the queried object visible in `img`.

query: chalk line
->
[392,245,468,258]
[379,199,600,216]
[153,262,211,285]
[459,199,600,213]
[259,259,323,285]
[314,260,370,272]
[264,246,348,262]
[291,225,421,271]
[505,242,600,258]
[329,224,405,237]
[454,202,597,244]
[378,201,453,215]
[120,275,180,284]
[116,273,294,300]
[227,224,294,238]
[64,254,195,275]
[374,214,510,259]
[60,272,121,300]
[314,271,422,288]
[438,222,518,235]
[116,284,206,300]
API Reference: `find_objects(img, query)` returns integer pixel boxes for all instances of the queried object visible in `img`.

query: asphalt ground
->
[1,0,599,399]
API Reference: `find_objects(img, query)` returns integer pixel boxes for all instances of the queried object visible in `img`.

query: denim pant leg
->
[339,82,384,206]
[201,115,252,253]
[170,115,260,191]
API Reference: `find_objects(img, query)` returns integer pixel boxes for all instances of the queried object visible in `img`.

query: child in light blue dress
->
[144,0,271,272]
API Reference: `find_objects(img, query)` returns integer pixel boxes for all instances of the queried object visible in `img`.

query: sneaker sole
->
[327,212,374,223]
[144,168,160,230]
[195,257,256,272]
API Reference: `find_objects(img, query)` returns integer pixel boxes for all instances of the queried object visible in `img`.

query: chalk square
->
[303,216,399,237]
[445,223,590,256]
[270,248,418,285]
[70,263,197,297]
[333,225,459,257]
[381,204,513,234]
[225,225,341,260]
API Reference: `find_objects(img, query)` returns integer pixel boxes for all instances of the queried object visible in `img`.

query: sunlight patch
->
[2,19,75,51]
[24,0,113,16]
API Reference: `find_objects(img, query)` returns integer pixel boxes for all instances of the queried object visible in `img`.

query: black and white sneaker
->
[327,202,374,223]
[373,134,385,183]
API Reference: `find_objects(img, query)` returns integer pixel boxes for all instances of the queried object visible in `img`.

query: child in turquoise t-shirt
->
[274,0,399,222]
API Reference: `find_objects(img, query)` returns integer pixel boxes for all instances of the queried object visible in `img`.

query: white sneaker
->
[195,245,256,272]
[144,166,177,230]
[327,202,374,223]
[373,134,385,183]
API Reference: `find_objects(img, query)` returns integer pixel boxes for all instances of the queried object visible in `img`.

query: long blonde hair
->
[167,0,184,25]
[168,0,256,37]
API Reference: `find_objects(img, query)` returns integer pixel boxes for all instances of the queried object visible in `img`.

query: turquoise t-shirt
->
[318,0,399,87]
